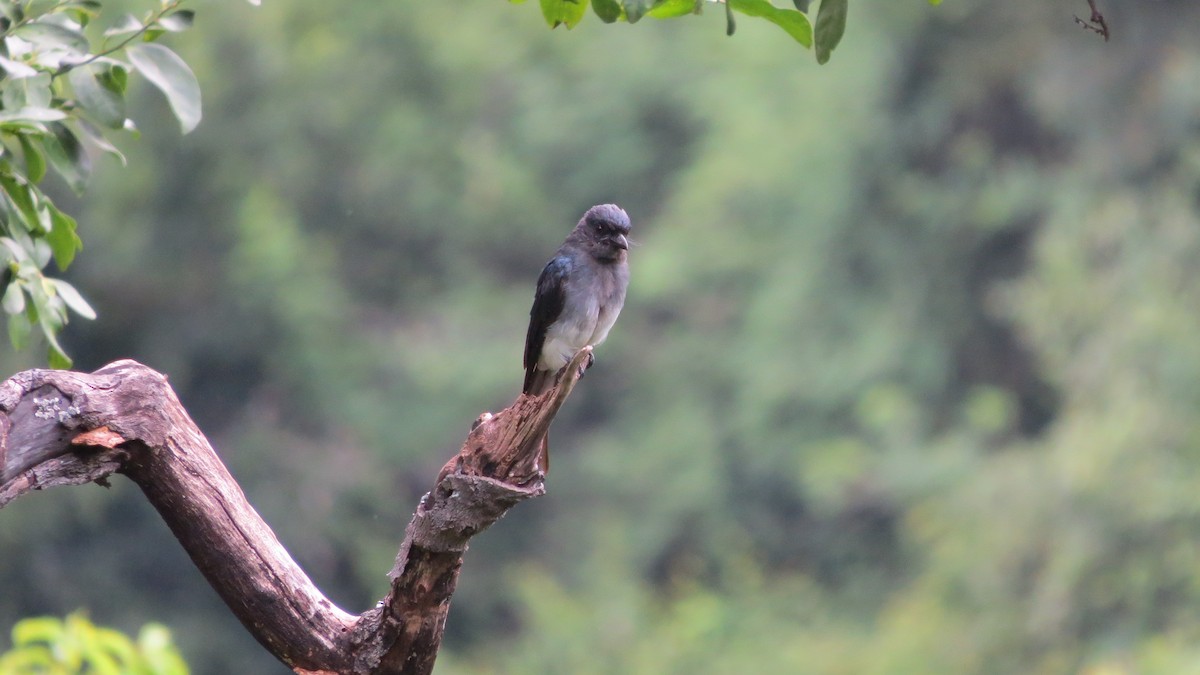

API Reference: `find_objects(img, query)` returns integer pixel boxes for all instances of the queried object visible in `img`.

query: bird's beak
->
[613,234,629,250]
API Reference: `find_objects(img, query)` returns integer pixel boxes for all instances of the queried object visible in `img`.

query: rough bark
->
[0,348,593,674]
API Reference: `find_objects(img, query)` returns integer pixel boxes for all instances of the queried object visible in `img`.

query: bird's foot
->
[573,352,595,380]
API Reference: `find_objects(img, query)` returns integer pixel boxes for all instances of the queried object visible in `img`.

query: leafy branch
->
[523,0,860,63]
[55,0,189,76]
[525,0,1110,64]
[0,0,211,367]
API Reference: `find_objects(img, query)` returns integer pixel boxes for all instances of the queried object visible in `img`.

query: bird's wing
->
[523,255,571,393]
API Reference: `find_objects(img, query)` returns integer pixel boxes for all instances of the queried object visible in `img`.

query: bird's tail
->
[523,368,555,473]
[522,366,556,397]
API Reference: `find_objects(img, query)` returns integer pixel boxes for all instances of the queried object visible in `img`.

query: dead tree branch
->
[0,348,593,674]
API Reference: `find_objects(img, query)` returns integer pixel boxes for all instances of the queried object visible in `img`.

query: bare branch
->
[0,348,594,674]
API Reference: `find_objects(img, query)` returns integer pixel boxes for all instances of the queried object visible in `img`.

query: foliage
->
[0,0,203,367]
[0,612,188,674]
[517,0,940,63]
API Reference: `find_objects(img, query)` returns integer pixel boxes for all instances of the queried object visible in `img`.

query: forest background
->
[3,1,1200,673]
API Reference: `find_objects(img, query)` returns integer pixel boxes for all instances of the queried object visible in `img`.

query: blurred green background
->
[4,0,1200,673]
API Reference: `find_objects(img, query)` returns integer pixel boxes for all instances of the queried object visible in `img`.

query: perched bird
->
[523,204,632,470]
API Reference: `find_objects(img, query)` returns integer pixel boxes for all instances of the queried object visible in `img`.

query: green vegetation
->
[0,613,187,674]
[0,0,210,367]
[522,0,887,64]
[4,1,1199,674]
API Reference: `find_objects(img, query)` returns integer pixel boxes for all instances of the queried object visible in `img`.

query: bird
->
[523,204,632,471]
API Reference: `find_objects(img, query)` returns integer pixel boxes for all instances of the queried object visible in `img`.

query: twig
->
[55,0,184,77]
[1074,0,1109,42]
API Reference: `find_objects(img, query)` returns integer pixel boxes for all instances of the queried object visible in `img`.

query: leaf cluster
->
[0,0,202,367]
[521,0,939,65]
[0,612,189,675]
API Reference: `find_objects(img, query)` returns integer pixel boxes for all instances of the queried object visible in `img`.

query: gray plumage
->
[523,204,631,469]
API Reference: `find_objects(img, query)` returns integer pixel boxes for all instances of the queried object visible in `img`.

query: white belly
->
[538,296,620,371]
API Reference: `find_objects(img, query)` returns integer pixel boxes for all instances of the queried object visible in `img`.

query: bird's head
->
[573,204,631,263]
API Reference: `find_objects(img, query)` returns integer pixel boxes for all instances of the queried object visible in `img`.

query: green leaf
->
[2,281,25,315]
[75,119,127,165]
[43,122,91,194]
[17,134,47,183]
[138,624,188,675]
[102,13,142,38]
[5,228,43,265]
[49,279,93,319]
[0,174,44,233]
[63,0,102,26]
[0,645,55,671]
[728,0,813,46]
[0,55,38,78]
[68,64,126,129]
[31,284,71,368]
[8,309,32,350]
[539,0,589,28]
[126,43,202,133]
[137,624,174,652]
[12,617,63,646]
[46,204,81,269]
[0,194,24,236]
[813,0,847,64]
[0,107,69,124]
[0,3,24,23]
[622,0,650,23]
[13,21,89,54]
[1,73,52,110]
[85,651,122,675]
[104,64,130,94]
[30,236,52,269]
[0,237,30,263]
[47,338,72,369]
[157,9,195,32]
[592,0,621,23]
[92,627,139,668]
[647,0,696,18]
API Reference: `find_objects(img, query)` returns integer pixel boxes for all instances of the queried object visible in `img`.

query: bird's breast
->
[537,261,627,372]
